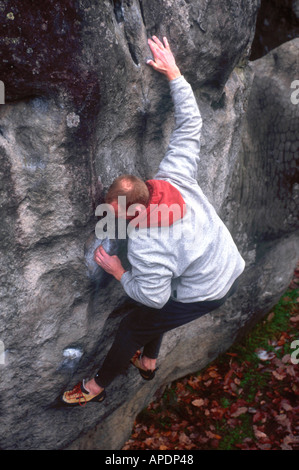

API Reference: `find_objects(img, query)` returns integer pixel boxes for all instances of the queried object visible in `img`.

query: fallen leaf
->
[209,370,219,378]
[275,414,289,427]
[253,411,266,423]
[248,407,257,414]
[290,315,299,322]
[281,354,291,363]
[224,369,234,385]
[179,433,192,445]
[277,333,288,346]
[253,426,268,440]
[231,406,248,418]
[281,400,293,412]
[267,312,275,321]
[256,442,272,450]
[230,382,239,392]
[286,365,296,377]
[144,437,154,446]
[191,398,204,407]
[205,430,222,440]
[255,348,276,361]
[272,370,286,380]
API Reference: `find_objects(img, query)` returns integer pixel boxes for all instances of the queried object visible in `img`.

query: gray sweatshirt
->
[121,76,245,309]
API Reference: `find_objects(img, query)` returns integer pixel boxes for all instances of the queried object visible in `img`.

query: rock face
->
[0,0,298,450]
[250,0,299,60]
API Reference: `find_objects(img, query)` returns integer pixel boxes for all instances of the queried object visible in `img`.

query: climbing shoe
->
[130,351,158,381]
[62,380,106,407]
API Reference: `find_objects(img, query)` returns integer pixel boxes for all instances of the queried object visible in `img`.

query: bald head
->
[105,174,150,209]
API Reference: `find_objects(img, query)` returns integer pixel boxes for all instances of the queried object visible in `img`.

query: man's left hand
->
[94,245,126,281]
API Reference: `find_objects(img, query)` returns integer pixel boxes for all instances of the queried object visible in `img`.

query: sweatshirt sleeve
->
[155,76,203,184]
[120,247,172,309]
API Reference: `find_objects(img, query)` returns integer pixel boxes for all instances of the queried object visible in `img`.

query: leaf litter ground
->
[123,264,299,450]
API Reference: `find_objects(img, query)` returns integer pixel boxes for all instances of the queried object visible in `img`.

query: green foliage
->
[216,414,255,450]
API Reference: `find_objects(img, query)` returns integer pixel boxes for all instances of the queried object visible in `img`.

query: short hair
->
[105,174,150,208]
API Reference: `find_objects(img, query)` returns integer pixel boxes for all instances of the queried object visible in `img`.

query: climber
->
[62,35,245,406]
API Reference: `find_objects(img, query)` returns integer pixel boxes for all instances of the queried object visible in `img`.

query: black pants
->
[95,278,239,388]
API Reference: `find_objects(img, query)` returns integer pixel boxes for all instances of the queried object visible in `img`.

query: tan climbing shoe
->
[62,380,106,407]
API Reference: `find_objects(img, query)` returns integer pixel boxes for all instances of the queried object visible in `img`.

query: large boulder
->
[0,0,298,450]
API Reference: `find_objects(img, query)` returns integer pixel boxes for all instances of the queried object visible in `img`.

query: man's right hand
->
[147,36,181,81]
[94,245,126,281]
